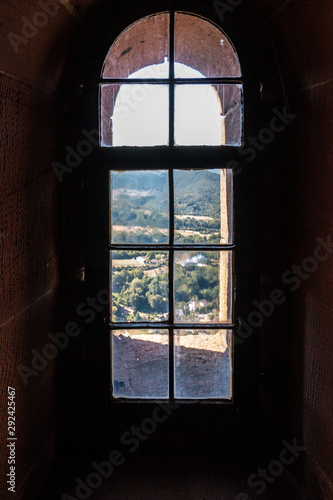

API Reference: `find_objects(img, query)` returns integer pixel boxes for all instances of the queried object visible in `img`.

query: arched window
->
[99,11,244,401]
[100,12,242,147]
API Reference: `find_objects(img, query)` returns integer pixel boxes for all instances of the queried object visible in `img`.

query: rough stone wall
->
[259,0,333,497]
[0,1,75,498]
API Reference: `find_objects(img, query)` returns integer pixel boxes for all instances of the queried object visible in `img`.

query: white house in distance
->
[136,256,146,265]
[188,299,209,312]
[178,253,207,267]
[189,300,196,312]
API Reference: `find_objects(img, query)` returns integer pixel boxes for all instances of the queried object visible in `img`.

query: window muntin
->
[101,12,241,401]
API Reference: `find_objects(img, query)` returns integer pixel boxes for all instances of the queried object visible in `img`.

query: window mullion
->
[168,11,175,399]
[169,10,175,148]
[168,167,175,399]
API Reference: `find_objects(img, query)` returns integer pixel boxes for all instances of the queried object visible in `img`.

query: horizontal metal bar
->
[104,163,237,170]
[108,244,235,251]
[99,147,243,166]
[111,398,233,404]
[100,78,243,85]
[108,323,236,330]
[175,78,243,85]
[100,79,170,85]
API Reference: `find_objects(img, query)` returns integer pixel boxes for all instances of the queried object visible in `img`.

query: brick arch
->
[102,11,241,79]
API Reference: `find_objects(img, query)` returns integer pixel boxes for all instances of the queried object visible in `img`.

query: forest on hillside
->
[111,169,221,244]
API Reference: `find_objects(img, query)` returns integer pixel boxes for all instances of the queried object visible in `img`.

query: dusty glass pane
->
[174,329,232,399]
[111,251,169,323]
[174,251,233,324]
[174,169,233,245]
[174,84,243,146]
[102,13,169,79]
[100,84,169,147]
[175,13,241,78]
[111,170,169,244]
[112,329,169,398]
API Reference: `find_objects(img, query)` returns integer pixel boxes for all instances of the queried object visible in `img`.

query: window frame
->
[108,166,235,403]
[100,11,241,403]
[82,6,261,427]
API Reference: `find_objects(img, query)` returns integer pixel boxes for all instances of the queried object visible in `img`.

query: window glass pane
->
[100,84,169,147]
[111,251,169,323]
[111,170,169,244]
[174,84,243,146]
[174,251,233,324]
[174,329,232,399]
[174,169,233,245]
[112,329,169,398]
[102,13,169,79]
[175,13,241,78]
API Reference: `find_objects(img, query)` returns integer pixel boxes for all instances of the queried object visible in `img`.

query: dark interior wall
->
[0,2,78,498]
[236,1,333,496]
[270,1,333,497]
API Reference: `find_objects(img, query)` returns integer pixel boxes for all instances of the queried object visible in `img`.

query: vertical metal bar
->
[169,10,175,397]
[169,10,175,148]
[168,170,175,400]
[109,171,113,396]
[168,11,176,399]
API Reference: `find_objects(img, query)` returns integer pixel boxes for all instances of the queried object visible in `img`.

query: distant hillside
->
[111,169,220,220]
[174,170,220,218]
[111,170,168,193]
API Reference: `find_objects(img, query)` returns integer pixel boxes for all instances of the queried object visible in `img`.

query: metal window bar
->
[169,9,175,148]
[109,323,236,330]
[108,245,235,251]
[100,78,244,85]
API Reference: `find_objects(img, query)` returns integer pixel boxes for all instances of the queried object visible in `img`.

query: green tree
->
[148,294,164,311]
[134,268,144,279]
[146,251,155,261]
[113,270,127,292]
